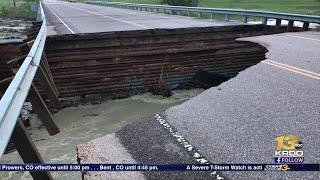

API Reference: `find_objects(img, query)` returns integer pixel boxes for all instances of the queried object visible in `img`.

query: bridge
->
[0,0,319,179]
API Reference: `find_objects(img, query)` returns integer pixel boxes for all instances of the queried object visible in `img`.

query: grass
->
[85,0,160,4]
[0,0,39,20]
[200,0,320,16]
[92,0,320,16]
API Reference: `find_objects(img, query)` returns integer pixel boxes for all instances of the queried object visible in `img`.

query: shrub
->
[0,2,38,20]
[161,0,199,6]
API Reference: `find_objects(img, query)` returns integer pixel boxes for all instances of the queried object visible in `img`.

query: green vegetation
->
[92,0,160,4]
[0,0,39,20]
[200,0,320,16]
[161,0,198,6]
[98,0,320,15]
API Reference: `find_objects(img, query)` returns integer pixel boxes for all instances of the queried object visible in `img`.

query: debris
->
[151,57,172,98]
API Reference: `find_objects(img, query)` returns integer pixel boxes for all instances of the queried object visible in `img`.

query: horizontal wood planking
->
[46,26,268,98]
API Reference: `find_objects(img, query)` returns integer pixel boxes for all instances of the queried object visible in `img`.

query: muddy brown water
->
[0,89,203,179]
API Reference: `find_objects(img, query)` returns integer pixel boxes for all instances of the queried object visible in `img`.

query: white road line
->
[64,4,150,29]
[46,4,75,34]
[154,114,224,180]
[282,34,320,42]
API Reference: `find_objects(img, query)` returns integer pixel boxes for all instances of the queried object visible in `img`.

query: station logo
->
[274,135,304,164]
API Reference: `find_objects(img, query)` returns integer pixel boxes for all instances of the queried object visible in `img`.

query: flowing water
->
[0,89,204,179]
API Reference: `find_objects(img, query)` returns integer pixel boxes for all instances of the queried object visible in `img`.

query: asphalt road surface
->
[164,31,320,179]
[43,0,237,35]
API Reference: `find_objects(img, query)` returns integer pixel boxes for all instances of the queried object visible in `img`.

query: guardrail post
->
[28,84,60,135]
[41,54,58,91]
[303,22,309,30]
[156,8,159,13]
[19,42,59,108]
[6,51,59,135]
[12,119,53,180]
[276,19,282,28]
[262,17,268,25]
[210,12,215,19]
[243,15,248,23]
[224,14,230,21]
[36,61,60,107]
[288,20,294,30]
[89,2,320,30]
[177,10,180,16]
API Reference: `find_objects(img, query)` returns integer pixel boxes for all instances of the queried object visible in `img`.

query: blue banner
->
[0,164,319,172]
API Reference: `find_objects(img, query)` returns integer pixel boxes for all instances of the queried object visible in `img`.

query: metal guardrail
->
[85,1,320,25]
[0,2,47,157]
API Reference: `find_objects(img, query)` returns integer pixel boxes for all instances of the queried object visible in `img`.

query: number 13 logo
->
[276,135,298,150]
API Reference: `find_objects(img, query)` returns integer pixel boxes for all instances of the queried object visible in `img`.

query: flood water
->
[0,89,203,179]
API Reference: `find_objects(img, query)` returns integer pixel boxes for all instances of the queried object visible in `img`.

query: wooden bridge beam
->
[12,119,53,180]
[19,42,60,108]
[7,57,60,136]
[28,84,60,135]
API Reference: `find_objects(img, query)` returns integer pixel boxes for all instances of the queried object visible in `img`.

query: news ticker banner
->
[0,164,319,172]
